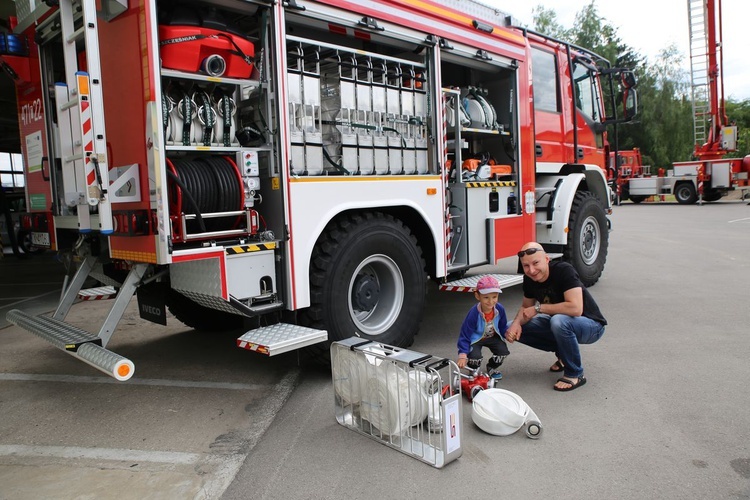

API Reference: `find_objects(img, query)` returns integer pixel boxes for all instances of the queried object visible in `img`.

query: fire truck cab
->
[1,0,634,379]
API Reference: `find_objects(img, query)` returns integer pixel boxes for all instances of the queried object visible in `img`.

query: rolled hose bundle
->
[332,348,431,434]
[166,156,243,233]
[332,348,367,404]
[472,388,543,439]
[359,363,428,435]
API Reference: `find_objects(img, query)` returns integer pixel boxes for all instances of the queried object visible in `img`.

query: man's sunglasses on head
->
[517,248,544,258]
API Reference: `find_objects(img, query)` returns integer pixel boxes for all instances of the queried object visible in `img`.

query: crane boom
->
[688,0,734,159]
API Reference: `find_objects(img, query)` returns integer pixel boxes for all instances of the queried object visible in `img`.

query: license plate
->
[31,232,50,247]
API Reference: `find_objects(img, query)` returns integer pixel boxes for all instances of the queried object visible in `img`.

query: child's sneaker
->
[489,369,503,380]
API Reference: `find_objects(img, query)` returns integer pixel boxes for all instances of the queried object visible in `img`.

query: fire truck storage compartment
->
[708,162,732,188]
[157,2,259,79]
[159,0,270,249]
[161,72,260,148]
[287,37,430,177]
[440,50,518,183]
[629,177,665,196]
[227,249,276,300]
[283,6,433,177]
[440,47,519,270]
[169,247,275,304]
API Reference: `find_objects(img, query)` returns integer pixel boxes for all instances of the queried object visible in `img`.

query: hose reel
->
[166,156,245,240]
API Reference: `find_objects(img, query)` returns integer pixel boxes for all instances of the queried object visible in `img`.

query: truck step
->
[237,323,328,356]
[78,286,117,300]
[5,309,135,381]
[439,273,523,292]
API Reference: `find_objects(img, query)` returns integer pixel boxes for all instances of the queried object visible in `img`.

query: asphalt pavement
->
[223,200,750,500]
[1,199,750,499]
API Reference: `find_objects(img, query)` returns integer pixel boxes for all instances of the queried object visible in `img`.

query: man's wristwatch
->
[534,302,542,313]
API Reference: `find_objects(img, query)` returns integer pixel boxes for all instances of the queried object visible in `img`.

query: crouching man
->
[505,242,606,391]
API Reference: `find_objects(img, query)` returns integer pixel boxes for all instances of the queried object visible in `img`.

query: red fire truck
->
[0,0,635,380]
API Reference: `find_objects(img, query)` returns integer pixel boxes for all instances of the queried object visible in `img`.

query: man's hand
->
[505,323,522,343]
[521,306,538,322]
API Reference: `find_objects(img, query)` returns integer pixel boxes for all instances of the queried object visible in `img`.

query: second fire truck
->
[1,0,636,379]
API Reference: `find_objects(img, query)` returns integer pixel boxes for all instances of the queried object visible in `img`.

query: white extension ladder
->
[54,0,113,233]
[687,0,710,149]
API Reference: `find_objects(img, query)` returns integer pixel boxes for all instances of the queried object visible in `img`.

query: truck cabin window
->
[530,47,559,113]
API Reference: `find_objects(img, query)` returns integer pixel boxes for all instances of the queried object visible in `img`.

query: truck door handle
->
[535,144,543,157]
[41,156,50,181]
[576,147,584,160]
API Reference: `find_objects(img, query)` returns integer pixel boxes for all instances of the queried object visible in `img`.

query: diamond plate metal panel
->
[78,286,117,300]
[6,309,98,350]
[171,258,224,299]
[237,323,328,356]
[177,290,244,316]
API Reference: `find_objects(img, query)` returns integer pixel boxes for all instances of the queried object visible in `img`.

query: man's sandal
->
[549,359,564,372]
[554,376,587,392]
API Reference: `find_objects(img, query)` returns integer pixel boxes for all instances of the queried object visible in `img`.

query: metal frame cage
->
[331,337,462,468]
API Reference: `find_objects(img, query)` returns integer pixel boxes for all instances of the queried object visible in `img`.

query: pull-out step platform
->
[237,323,328,356]
[6,309,134,381]
[78,286,117,300]
[439,273,523,292]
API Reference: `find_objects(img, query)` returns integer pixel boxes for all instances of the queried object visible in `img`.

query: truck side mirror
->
[620,70,637,89]
[623,88,638,121]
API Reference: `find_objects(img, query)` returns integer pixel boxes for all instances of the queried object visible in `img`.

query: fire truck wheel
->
[303,212,426,355]
[166,289,244,332]
[702,190,722,202]
[674,183,697,204]
[564,191,608,287]
[17,230,45,254]
[628,195,646,204]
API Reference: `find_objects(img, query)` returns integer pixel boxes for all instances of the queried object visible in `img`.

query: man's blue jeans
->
[507,315,605,378]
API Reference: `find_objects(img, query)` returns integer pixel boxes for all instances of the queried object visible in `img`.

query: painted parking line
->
[0,444,203,464]
[0,289,60,309]
[728,217,750,223]
[0,373,270,391]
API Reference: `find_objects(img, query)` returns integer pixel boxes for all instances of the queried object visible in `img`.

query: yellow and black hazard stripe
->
[465,181,517,188]
[226,242,277,255]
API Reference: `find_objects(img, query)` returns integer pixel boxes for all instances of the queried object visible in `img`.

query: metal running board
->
[237,323,328,356]
[5,309,134,381]
[439,273,523,292]
[78,286,117,300]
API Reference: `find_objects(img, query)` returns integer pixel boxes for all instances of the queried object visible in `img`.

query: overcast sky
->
[484,0,748,101]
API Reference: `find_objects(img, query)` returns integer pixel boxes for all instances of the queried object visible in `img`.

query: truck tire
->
[17,230,45,254]
[629,195,646,204]
[564,191,608,287]
[303,212,426,357]
[674,183,697,204]
[166,289,244,332]
[702,189,722,202]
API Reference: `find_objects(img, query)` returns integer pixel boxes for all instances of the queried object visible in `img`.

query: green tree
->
[725,98,750,158]
[530,5,567,40]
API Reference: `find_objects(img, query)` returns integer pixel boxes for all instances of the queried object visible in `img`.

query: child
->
[456,275,509,379]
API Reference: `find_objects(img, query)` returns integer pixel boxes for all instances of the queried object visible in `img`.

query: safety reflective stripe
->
[225,242,277,254]
[466,181,516,188]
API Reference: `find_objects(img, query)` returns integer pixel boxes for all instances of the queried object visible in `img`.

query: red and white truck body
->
[1,0,634,379]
